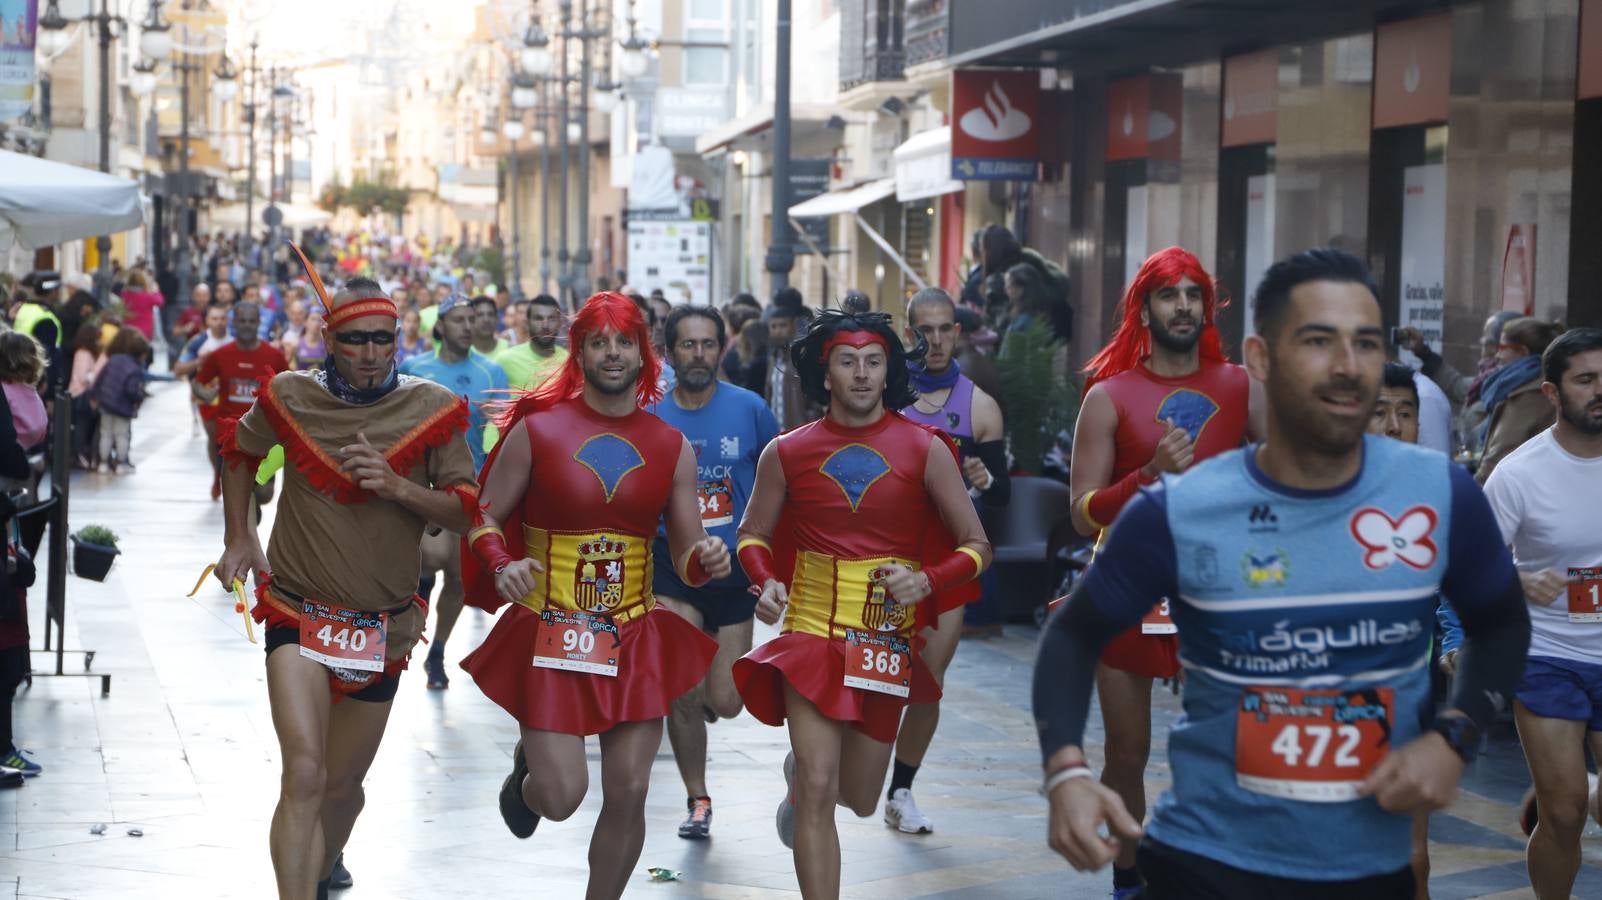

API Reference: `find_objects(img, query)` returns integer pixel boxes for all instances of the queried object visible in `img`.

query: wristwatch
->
[1429,715,1481,764]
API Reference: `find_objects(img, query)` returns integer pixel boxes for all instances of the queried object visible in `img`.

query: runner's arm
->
[465,417,532,571]
[664,436,719,587]
[969,386,1011,507]
[1438,464,1530,731]
[1035,489,1176,769]
[1068,384,1124,537]
[735,440,787,586]
[922,435,992,591]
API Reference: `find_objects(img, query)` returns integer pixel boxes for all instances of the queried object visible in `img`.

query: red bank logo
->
[959,80,1031,143]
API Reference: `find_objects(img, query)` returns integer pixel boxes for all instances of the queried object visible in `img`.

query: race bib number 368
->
[1234,686,1393,803]
[843,629,912,698]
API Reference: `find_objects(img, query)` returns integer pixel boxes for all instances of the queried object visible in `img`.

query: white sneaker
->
[884,787,933,834]
[776,752,797,849]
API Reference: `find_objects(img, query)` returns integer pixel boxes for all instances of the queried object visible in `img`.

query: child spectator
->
[0,332,48,450]
[89,328,149,472]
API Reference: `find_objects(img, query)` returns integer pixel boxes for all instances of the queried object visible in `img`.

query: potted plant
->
[70,525,120,582]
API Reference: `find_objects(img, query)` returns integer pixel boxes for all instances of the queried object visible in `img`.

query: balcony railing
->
[839,0,906,92]
[904,0,947,69]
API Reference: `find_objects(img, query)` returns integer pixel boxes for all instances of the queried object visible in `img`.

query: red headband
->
[327,298,399,330]
[821,330,888,360]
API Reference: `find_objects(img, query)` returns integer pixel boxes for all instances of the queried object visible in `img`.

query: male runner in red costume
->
[196,300,287,506]
[459,291,731,900]
[732,309,990,899]
[214,256,477,900]
[1068,246,1263,900]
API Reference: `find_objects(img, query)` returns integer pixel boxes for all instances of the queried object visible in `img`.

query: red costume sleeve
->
[459,418,527,613]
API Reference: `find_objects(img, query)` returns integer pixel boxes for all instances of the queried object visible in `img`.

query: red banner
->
[1373,13,1452,129]
[1106,74,1182,162]
[1583,0,1602,100]
[1499,224,1536,315]
[1223,50,1279,148]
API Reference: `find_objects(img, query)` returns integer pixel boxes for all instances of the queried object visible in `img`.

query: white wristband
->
[1043,764,1094,795]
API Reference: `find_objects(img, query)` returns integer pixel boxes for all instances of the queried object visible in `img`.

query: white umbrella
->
[0,149,144,253]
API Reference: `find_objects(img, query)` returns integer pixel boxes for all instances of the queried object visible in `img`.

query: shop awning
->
[893,128,964,201]
[788,177,896,218]
[0,149,144,253]
[786,177,926,291]
[694,103,850,156]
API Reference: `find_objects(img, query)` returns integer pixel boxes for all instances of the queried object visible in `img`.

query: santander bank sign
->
[950,69,1041,182]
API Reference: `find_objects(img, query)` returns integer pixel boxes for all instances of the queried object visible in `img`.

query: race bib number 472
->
[298,602,387,672]
[1234,686,1393,803]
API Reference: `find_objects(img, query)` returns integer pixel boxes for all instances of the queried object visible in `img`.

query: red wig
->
[491,291,663,429]
[1082,246,1226,392]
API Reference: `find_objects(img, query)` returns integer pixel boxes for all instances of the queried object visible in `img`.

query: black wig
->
[789,309,926,410]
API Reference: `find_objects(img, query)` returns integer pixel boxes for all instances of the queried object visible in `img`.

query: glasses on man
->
[333,330,397,346]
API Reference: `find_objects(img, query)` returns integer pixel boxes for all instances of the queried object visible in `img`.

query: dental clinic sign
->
[950,69,1040,181]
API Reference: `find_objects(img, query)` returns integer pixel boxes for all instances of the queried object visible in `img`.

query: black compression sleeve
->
[1032,582,1127,766]
[973,439,1011,507]
[1447,573,1531,730]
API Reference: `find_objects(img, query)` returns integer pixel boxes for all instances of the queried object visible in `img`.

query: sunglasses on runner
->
[333,330,397,346]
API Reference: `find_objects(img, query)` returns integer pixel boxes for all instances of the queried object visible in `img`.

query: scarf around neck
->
[1478,354,1540,413]
[909,358,961,394]
[320,355,399,405]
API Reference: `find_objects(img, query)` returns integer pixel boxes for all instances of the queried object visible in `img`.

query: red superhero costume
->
[1079,247,1250,679]
[195,340,288,422]
[459,296,717,737]
[732,412,984,742]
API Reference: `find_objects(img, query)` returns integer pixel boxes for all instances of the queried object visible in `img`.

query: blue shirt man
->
[400,294,507,469]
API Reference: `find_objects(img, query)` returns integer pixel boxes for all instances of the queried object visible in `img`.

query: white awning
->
[788,178,896,218]
[893,128,963,202]
[0,149,144,253]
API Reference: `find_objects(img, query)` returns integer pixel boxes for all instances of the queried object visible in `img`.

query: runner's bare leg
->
[785,681,846,900]
[265,646,333,900]
[587,718,666,900]
[317,692,395,881]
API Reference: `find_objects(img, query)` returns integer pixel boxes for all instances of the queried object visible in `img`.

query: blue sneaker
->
[1,749,41,777]
[1112,886,1143,900]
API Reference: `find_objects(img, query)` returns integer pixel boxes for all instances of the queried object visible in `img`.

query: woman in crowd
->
[396,307,432,365]
[119,270,165,340]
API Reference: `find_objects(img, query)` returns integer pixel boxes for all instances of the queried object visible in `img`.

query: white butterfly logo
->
[1350,506,1439,571]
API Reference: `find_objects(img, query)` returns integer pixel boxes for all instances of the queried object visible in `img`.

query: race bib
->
[1142,598,1177,635]
[1567,568,1602,623]
[533,609,621,676]
[226,376,260,405]
[842,628,912,698]
[697,479,734,527]
[1235,686,1393,802]
[298,602,388,672]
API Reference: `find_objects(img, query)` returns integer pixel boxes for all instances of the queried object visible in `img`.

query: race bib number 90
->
[1567,568,1602,623]
[533,609,621,677]
[843,629,912,698]
[298,602,388,672]
[1234,686,1393,802]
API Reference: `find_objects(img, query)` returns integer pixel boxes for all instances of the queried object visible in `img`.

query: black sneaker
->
[425,654,449,690]
[498,740,540,839]
[678,797,712,839]
[328,853,352,889]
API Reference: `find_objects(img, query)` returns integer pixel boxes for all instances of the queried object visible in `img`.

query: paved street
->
[0,381,1599,899]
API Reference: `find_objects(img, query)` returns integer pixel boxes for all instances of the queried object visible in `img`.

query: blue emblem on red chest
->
[573,434,645,503]
[1156,389,1221,441]
[820,443,891,513]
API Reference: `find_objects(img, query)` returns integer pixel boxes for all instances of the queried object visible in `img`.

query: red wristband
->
[923,546,983,594]
[682,548,711,587]
[737,538,778,587]
[1084,466,1149,530]
[469,527,514,573]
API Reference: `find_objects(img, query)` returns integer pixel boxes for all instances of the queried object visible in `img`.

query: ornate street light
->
[502,118,526,142]
[511,72,539,110]
[522,14,553,76]
[130,60,159,98]
[137,2,173,60]
[212,51,239,103]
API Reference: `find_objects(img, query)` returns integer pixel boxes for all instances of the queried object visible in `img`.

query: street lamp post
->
[765,0,795,294]
[242,39,259,260]
[502,117,526,302]
[539,89,553,296]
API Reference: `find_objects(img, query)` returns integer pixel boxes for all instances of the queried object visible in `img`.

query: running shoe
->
[425,654,449,690]
[883,788,933,834]
[0,766,21,789]
[1519,786,1539,836]
[1111,886,1143,900]
[776,751,797,849]
[498,740,540,839]
[328,853,352,889]
[0,748,41,777]
[678,797,713,840]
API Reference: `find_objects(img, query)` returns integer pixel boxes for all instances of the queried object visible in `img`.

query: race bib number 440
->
[1567,568,1602,623]
[1234,686,1393,802]
[533,609,621,677]
[298,602,387,672]
[843,629,912,697]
